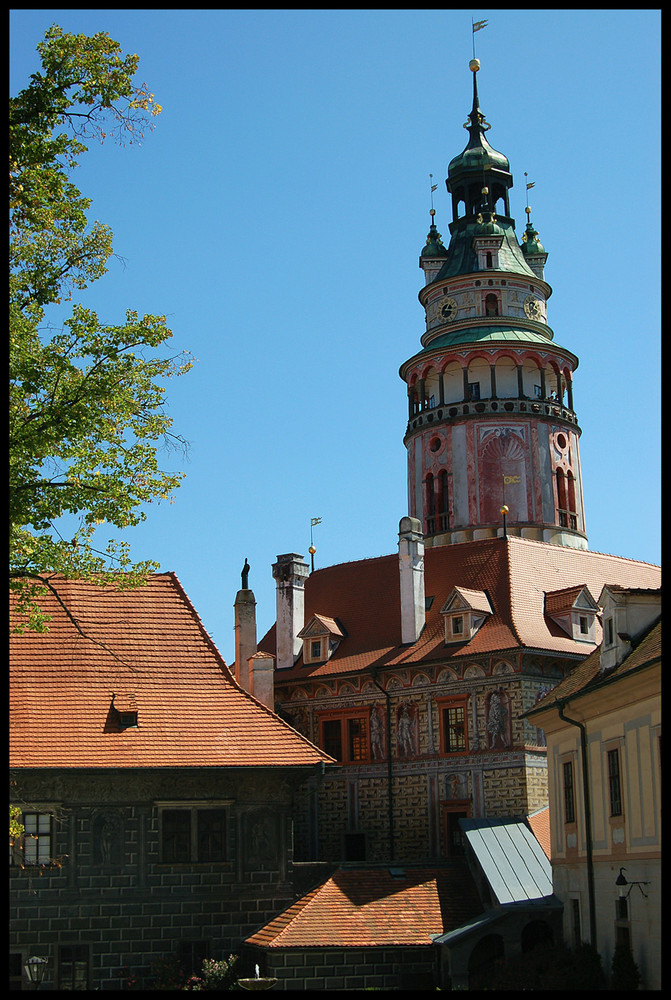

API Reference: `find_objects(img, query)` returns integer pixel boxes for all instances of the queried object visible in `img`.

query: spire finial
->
[524,173,536,223]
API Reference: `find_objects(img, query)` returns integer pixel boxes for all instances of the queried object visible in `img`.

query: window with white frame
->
[11,812,53,866]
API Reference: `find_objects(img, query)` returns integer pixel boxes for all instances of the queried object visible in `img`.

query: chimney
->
[249,651,275,710]
[234,587,257,693]
[398,516,425,644]
[272,553,309,669]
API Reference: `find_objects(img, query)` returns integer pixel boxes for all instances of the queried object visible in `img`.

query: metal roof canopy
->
[459,817,553,904]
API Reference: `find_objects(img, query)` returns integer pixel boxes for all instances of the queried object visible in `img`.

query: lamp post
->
[500,505,509,539]
[24,956,48,990]
[615,867,650,899]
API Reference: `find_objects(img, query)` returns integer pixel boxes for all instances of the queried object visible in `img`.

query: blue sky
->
[10,9,660,664]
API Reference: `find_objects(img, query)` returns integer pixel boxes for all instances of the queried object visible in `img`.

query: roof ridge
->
[507,534,660,569]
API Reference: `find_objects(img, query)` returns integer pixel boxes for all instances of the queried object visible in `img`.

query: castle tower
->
[400,60,587,550]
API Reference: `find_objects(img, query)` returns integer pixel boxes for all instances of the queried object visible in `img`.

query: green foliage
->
[610,942,641,990]
[9,804,24,843]
[184,956,240,990]
[10,25,192,630]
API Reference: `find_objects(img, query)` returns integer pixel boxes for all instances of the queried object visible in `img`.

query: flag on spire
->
[473,19,488,32]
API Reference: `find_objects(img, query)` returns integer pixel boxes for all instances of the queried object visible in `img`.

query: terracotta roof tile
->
[261,538,660,679]
[526,618,661,714]
[244,864,483,948]
[527,807,552,860]
[10,574,333,771]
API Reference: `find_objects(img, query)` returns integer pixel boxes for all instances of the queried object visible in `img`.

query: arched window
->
[438,470,449,531]
[485,293,499,316]
[567,472,577,529]
[485,251,493,268]
[425,473,436,534]
[556,469,567,526]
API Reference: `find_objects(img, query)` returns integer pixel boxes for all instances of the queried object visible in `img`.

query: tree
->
[10,25,192,631]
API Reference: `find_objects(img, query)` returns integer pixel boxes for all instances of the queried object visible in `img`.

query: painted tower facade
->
[400,61,587,550]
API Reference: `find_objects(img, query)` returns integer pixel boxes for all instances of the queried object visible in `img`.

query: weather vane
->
[472,18,488,60]
[309,517,322,573]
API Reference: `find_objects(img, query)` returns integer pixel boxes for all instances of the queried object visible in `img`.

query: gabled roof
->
[297,614,344,639]
[244,863,483,949]
[440,586,493,616]
[526,618,661,718]
[261,537,660,680]
[459,817,553,904]
[544,585,598,617]
[10,574,333,771]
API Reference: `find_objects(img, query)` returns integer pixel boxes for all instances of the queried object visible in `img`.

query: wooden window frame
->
[437,696,469,755]
[318,708,371,764]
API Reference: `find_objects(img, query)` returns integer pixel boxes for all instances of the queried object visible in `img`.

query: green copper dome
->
[521,221,546,255]
[448,135,510,180]
[420,219,448,259]
[473,210,504,237]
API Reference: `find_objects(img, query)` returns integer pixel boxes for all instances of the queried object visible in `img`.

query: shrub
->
[610,943,641,990]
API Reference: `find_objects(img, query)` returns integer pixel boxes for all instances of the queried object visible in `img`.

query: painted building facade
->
[525,588,661,989]
[401,59,586,550]
[251,63,660,873]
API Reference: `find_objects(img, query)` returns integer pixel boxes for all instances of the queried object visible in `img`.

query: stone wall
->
[10,767,308,990]
[243,943,438,991]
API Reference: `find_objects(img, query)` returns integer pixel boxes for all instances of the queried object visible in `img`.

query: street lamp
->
[615,867,650,899]
[24,956,48,990]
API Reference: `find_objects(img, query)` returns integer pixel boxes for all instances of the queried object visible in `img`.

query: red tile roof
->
[261,537,660,679]
[527,806,552,860]
[528,617,661,715]
[10,574,333,771]
[244,864,483,948]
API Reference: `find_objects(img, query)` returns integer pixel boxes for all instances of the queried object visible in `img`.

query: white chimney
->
[272,553,309,669]
[398,516,425,644]
[249,651,275,710]
[234,587,257,692]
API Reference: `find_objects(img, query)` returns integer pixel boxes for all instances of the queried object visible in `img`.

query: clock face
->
[524,295,542,320]
[438,296,458,322]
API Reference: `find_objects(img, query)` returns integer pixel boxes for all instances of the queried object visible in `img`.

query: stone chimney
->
[249,651,275,710]
[234,586,257,692]
[272,553,309,669]
[398,516,425,644]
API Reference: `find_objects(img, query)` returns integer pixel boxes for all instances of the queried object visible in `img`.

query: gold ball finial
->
[469,58,480,72]
[309,545,316,555]
[500,505,509,515]
[429,208,435,217]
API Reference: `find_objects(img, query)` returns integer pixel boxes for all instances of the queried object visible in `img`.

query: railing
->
[407,395,578,433]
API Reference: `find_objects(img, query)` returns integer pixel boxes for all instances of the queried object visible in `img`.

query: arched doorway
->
[468,933,504,989]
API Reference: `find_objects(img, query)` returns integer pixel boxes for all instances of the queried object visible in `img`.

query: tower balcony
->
[405,393,578,441]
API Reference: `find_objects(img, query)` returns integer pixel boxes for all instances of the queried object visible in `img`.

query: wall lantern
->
[615,867,650,899]
[24,956,48,989]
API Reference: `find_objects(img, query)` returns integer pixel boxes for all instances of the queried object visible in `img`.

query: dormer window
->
[110,693,138,731]
[441,587,493,644]
[545,585,598,643]
[298,614,345,665]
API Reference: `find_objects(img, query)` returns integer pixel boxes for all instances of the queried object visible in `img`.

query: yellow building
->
[525,586,661,989]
